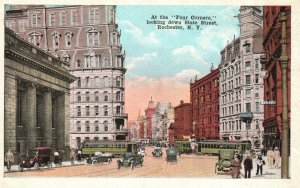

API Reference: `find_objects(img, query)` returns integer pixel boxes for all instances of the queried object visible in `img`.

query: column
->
[26,83,37,150]
[56,93,65,150]
[4,74,17,153]
[42,89,52,147]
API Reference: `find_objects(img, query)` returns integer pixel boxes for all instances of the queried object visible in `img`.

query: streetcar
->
[197,140,251,156]
[174,140,192,154]
[80,141,138,157]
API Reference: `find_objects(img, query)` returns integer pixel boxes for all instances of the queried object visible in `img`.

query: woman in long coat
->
[231,154,241,178]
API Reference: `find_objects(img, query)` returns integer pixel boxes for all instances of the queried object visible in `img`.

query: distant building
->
[5,5,128,149]
[219,6,264,149]
[173,100,191,140]
[127,120,138,142]
[4,27,75,158]
[145,97,156,139]
[190,67,220,139]
[262,6,291,149]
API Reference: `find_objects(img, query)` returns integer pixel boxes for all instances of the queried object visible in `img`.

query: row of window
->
[76,120,109,132]
[221,120,242,131]
[30,8,115,28]
[76,106,123,117]
[76,91,123,102]
[76,76,123,88]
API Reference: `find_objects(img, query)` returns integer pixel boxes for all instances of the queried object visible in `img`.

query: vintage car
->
[215,149,236,174]
[166,148,177,163]
[19,147,52,171]
[117,152,143,170]
[85,152,113,166]
[152,148,163,157]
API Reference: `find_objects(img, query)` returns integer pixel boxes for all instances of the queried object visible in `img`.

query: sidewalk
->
[240,156,281,179]
[4,160,86,173]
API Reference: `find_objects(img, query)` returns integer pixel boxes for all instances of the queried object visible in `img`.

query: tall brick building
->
[173,100,191,140]
[4,27,75,157]
[262,6,291,149]
[5,5,127,149]
[190,67,220,139]
[145,98,156,139]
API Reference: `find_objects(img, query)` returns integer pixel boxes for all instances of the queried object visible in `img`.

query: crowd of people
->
[231,146,281,179]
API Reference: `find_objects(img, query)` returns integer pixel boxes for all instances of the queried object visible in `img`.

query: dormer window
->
[52,31,60,48]
[28,31,42,47]
[89,9,100,24]
[65,31,73,47]
[87,28,101,46]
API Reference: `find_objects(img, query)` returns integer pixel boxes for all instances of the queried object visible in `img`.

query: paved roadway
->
[4,146,280,178]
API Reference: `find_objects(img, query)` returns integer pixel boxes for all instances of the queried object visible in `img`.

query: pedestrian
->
[243,152,253,178]
[231,153,241,178]
[255,153,264,176]
[274,147,280,168]
[261,146,266,157]
[70,148,76,165]
[267,147,274,168]
[5,149,14,172]
[54,150,60,166]
[77,150,82,162]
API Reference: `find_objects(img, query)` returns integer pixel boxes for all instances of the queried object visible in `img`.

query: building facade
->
[145,98,156,139]
[5,5,128,149]
[4,27,75,159]
[262,6,291,149]
[173,100,191,140]
[191,67,220,139]
[219,6,264,149]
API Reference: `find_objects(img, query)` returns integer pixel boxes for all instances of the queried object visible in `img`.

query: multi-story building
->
[4,27,75,159]
[191,67,220,139]
[127,120,138,142]
[5,5,128,149]
[173,100,191,140]
[262,6,291,149]
[145,98,156,139]
[137,113,145,140]
[151,102,173,142]
[219,6,264,149]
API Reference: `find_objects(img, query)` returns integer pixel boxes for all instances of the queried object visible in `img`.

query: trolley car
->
[80,141,138,157]
[174,140,192,154]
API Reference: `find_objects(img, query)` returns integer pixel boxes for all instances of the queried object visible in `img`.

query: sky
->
[117,5,240,121]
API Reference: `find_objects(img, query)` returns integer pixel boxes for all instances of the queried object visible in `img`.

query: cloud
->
[119,20,160,45]
[175,69,203,83]
[172,45,207,65]
[126,52,157,70]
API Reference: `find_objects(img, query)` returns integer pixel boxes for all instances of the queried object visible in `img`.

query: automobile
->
[152,148,163,157]
[85,152,113,166]
[138,147,146,157]
[19,147,52,171]
[117,152,143,170]
[166,148,177,164]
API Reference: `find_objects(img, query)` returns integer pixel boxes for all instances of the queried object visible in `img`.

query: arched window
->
[116,91,121,101]
[52,31,60,48]
[95,121,99,132]
[103,121,108,131]
[65,31,73,47]
[104,91,108,102]
[103,76,109,87]
[95,76,100,87]
[85,92,90,101]
[116,76,121,87]
[85,77,90,87]
[94,106,99,116]
[28,31,42,47]
[87,28,101,46]
[85,121,90,132]
[104,106,108,116]
[77,92,81,102]
[94,91,99,101]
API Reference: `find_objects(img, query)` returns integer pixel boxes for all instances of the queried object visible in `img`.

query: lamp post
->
[192,121,196,138]
[261,10,289,178]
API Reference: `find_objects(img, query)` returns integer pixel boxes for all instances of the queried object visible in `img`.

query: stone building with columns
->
[4,27,76,157]
[5,5,127,150]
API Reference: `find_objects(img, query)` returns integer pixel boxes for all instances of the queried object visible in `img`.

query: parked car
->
[85,152,113,166]
[166,148,177,164]
[117,152,143,170]
[152,148,163,157]
[19,147,52,171]
[215,149,235,174]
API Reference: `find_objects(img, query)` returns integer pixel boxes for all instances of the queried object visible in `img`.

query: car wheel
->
[92,160,98,166]
[34,162,39,170]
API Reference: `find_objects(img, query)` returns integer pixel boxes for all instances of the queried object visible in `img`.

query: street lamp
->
[260,10,289,178]
[192,121,196,138]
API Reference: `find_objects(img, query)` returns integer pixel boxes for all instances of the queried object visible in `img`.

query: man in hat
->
[266,147,274,168]
[243,151,253,178]
[274,147,280,168]
[255,153,264,176]
[5,149,14,172]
